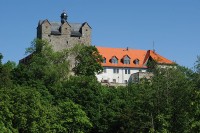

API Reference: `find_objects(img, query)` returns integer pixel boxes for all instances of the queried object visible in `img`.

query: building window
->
[103,68,106,73]
[124,80,128,84]
[113,79,116,83]
[103,58,106,63]
[111,56,118,64]
[123,55,130,64]
[125,69,130,74]
[124,60,130,64]
[113,68,119,74]
[133,59,140,65]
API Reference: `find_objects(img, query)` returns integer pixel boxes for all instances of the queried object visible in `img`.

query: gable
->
[149,50,173,64]
[82,22,92,29]
[38,19,51,26]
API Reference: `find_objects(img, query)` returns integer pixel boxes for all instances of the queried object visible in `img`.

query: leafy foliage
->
[195,55,200,74]
[56,100,92,133]
[73,45,103,76]
[0,54,15,88]
[13,39,69,88]
[0,41,200,132]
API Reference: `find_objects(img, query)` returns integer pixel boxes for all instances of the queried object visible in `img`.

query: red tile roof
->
[96,46,174,68]
[149,50,173,64]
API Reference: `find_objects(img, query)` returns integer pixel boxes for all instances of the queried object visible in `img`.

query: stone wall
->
[37,22,91,51]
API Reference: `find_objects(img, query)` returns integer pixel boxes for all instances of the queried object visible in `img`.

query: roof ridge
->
[96,46,147,51]
[96,47,174,68]
[50,21,61,23]
[69,22,83,24]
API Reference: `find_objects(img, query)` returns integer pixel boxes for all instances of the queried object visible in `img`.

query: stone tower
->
[35,11,92,70]
[37,11,91,51]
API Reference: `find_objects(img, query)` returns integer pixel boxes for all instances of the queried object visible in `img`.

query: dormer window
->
[111,56,118,64]
[123,55,130,64]
[133,59,140,65]
[103,58,106,63]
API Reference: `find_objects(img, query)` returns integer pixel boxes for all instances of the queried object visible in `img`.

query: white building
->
[96,46,174,85]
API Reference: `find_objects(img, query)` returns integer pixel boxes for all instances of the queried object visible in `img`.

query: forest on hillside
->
[0,39,200,133]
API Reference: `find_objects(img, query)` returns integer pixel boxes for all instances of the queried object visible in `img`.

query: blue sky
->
[0,0,200,69]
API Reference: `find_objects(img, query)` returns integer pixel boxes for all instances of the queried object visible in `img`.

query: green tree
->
[110,66,196,133]
[146,57,158,73]
[55,100,92,133]
[195,55,200,74]
[0,53,3,65]
[99,86,128,133]
[13,39,69,88]
[189,56,200,132]
[111,82,155,133]
[148,67,195,132]
[0,85,93,133]
[0,53,15,88]
[0,86,56,132]
[73,45,103,76]
[57,76,105,132]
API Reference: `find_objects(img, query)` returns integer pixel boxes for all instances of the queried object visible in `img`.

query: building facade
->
[96,47,174,85]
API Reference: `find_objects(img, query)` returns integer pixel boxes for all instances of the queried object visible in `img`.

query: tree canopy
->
[72,45,103,76]
[0,40,200,132]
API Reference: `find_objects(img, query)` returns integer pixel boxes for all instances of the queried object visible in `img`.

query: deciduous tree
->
[73,45,103,76]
